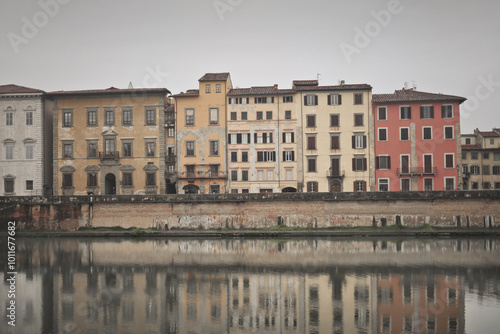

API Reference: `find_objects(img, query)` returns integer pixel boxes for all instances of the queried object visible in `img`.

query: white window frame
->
[378,155,390,169]
[444,126,454,140]
[444,153,455,169]
[185,108,195,126]
[400,127,409,141]
[209,107,219,125]
[400,106,411,120]
[423,126,432,140]
[377,106,387,121]
[378,178,389,191]
[378,128,388,141]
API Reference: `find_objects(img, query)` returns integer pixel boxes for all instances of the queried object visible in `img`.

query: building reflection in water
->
[0,238,499,333]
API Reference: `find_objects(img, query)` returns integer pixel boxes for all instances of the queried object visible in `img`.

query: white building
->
[0,85,45,195]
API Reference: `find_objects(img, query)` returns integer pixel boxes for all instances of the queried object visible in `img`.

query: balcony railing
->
[326,169,345,178]
[99,151,119,159]
[397,167,437,176]
[177,171,227,179]
[165,155,176,163]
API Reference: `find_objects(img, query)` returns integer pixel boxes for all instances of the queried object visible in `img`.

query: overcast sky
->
[1,0,499,133]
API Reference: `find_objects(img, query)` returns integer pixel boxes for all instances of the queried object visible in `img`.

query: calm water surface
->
[1,237,499,334]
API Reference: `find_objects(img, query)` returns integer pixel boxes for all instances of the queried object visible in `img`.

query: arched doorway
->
[183,184,199,194]
[331,179,341,192]
[105,173,116,195]
[282,187,297,192]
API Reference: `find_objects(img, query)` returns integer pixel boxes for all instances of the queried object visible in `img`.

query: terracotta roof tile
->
[228,86,295,96]
[373,89,466,103]
[0,84,44,94]
[198,73,230,82]
[478,131,500,137]
[47,87,170,96]
[173,89,199,97]
[461,144,483,150]
[292,80,319,86]
[296,84,372,92]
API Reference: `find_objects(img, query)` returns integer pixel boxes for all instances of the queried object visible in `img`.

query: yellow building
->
[227,85,301,193]
[173,73,232,194]
[46,87,170,195]
[294,80,373,192]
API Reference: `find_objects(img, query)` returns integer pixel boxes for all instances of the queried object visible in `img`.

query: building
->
[227,84,300,193]
[460,128,500,190]
[46,87,170,195]
[165,102,177,193]
[295,80,373,192]
[0,84,45,196]
[173,73,232,194]
[372,88,466,191]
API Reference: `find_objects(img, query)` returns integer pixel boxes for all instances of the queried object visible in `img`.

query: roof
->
[373,89,466,104]
[198,73,230,82]
[0,84,44,94]
[478,131,500,138]
[461,144,483,150]
[172,89,199,98]
[228,86,296,96]
[295,83,372,92]
[47,86,170,96]
[293,80,319,87]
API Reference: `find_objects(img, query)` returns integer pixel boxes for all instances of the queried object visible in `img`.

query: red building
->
[372,88,466,191]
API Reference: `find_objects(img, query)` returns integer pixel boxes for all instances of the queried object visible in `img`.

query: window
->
[122,173,132,186]
[307,181,318,192]
[442,105,453,118]
[304,94,318,106]
[122,108,132,126]
[256,151,276,162]
[354,114,364,126]
[378,179,389,191]
[167,127,175,137]
[353,157,367,171]
[471,182,479,189]
[330,114,340,127]
[87,109,97,126]
[6,112,13,126]
[444,126,454,139]
[286,169,292,180]
[104,138,115,156]
[307,135,316,150]
[4,178,14,194]
[26,111,33,125]
[424,178,433,191]
[378,107,387,120]
[104,109,114,126]
[470,165,480,174]
[63,110,73,127]
[471,152,478,160]
[462,151,467,160]
[283,132,294,143]
[378,128,387,141]
[186,141,195,157]
[229,97,249,104]
[331,134,340,149]
[266,111,272,120]
[209,165,219,176]
[328,94,342,105]
[5,145,14,160]
[423,127,432,140]
[209,140,219,156]
[185,165,195,177]
[145,109,155,125]
[241,151,248,162]
[215,84,221,93]
[483,152,489,159]
[306,115,316,127]
[87,173,97,187]
[231,170,238,181]
[87,142,97,158]
[352,134,367,149]
[420,105,434,119]
[122,142,132,157]
[400,127,409,141]
[445,178,455,190]
[465,138,471,144]
[354,93,363,105]
[205,84,211,93]
[401,178,410,191]
[445,154,454,168]
[146,173,156,186]
[382,315,391,332]
[283,151,295,162]
[26,180,33,190]
[256,111,263,120]
[376,156,391,169]
[283,96,293,103]
[230,112,237,120]
[63,142,73,159]
[482,165,490,175]
[255,96,274,104]
[62,173,73,188]
[241,111,247,120]
[307,157,317,172]
[185,108,194,126]
[285,110,291,119]
[25,145,34,160]
[400,106,411,120]
[495,152,500,161]
[267,170,273,181]
[209,108,219,125]
[231,151,237,162]
[493,165,500,175]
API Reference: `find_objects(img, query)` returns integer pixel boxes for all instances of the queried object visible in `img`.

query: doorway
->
[105,173,116,195]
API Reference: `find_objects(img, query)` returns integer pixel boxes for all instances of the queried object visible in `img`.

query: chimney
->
[339,80,345,85]
[273,84,278,90]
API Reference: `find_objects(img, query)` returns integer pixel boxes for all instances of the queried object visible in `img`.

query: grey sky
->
[1,0,499,133]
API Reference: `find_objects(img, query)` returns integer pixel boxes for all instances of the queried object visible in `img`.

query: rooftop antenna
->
[412,81,417,90]
[128,81,133,89]
[404,82,409,89]
[317,73,321,82]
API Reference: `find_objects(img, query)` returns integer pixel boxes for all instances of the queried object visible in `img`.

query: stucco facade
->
[47,87,169,195]
[0,85,45,196]
[372,89,465,191]
[173,73,232,194]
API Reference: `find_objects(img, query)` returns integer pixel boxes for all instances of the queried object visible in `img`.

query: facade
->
[372,89,466,191]
[295,80,373,192]
[461,128,500,190]
[227,84,300,193]
[165,102,177,193]
[173,73,232,194]
[46,87,170,195]
[0,84,45,196]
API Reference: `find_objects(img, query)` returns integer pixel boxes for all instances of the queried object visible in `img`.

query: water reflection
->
[1,238,499,333]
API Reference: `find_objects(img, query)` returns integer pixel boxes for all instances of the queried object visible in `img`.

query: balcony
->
[165,155,176,163]
[326,169,345,178]
[165,119,175,127]
[177,171,227,179]
[397,167,437,177]
[99,151,119,159]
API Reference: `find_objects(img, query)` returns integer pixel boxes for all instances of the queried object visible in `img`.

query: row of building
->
[1,73,499,195]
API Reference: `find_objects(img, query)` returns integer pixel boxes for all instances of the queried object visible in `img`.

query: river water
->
[1,237,499,334]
